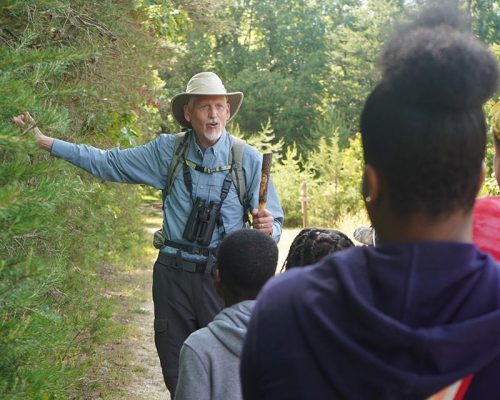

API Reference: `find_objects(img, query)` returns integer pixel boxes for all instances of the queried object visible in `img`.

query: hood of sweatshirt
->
[289,242,500,398]
[209,300,255,357]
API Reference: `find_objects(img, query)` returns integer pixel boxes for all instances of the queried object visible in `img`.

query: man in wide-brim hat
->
[170,71,243,135]
[13,71,284,397]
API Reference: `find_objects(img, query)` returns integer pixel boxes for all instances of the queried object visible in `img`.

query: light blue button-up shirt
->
[51,130,283,262]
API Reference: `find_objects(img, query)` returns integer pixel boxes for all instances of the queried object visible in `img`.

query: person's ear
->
[184,104,191,123]
[362,164,381,204]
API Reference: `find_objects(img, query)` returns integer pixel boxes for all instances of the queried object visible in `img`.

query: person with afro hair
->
[241,5,500,399]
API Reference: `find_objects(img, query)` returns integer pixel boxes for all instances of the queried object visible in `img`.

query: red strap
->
[427,374,474,400]
[454,374,474,400]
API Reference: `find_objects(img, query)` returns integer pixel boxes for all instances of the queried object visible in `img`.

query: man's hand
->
[12,112,54,152]
[252,208,274,235]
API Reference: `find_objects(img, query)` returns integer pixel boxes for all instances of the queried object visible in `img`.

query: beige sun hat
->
[170,72,244,128]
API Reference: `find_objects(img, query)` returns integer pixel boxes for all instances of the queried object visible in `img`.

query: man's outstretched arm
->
[12,112,174,189]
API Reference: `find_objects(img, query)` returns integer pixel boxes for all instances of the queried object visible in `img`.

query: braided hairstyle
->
[282,228,354,271]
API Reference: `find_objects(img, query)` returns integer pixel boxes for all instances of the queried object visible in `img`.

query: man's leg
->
[193,271,225,327]
[153,260,195,395]
[152,259,223,396]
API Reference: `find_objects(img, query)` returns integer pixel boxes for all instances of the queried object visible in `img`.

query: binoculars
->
[183,197,222,246]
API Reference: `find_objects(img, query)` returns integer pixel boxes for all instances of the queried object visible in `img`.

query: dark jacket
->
[241,242,500,399]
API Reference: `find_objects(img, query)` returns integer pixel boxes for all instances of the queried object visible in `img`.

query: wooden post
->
[300,181,308,228]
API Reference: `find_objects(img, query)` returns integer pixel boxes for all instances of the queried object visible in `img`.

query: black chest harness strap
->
[157,130,250,266]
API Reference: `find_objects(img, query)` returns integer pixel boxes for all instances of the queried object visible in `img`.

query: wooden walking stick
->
[259,153,273,211]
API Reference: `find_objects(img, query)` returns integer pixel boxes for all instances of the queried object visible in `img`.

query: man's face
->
[184,95,230,148]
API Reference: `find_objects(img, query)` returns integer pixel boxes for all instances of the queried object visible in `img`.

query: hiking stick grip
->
[258,153,272,211]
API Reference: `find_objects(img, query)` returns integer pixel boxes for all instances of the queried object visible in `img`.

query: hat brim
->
[170,92,244,128]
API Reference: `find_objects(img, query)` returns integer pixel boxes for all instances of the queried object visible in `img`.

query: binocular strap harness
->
[158,130,250,263]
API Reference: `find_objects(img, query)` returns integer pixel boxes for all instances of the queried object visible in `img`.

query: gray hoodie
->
[175,300,255,400]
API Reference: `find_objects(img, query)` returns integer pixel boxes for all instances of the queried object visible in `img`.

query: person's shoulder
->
[156,132,183,144]
[329,245,368,267]
[473,196,500,262]
[474,196,500,214]
[272,247,368,297]
[183,326,213,353]
[228,134,260,160]
[257,267,310,307]
[259,248,367,301]
[243,143,261,161]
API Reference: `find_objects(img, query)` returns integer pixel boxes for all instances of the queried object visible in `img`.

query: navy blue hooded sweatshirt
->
[240,242,500,399]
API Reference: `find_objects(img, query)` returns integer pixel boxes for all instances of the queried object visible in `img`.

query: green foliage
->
[0,0,164,397]
[306,133,365,226]
[155,0,499,226]
[479,43,500,197]
[273,145,313,227]
[461,0,500,44]
[2,2,499,396]
[136,0,189,40]
[481,94,500,197]
[326,0,400,128]
[242,118,285,155]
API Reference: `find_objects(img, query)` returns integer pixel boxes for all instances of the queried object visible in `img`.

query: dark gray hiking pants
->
[152,253,224,397]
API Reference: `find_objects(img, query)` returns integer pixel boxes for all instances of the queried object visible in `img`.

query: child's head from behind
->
[283,228,354,271]
[360,5,498,239]
[216,229,278,304]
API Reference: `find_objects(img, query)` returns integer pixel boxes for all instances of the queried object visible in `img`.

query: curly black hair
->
[360,5,498,216]
[217,229,278,299]
[282,228,354,271]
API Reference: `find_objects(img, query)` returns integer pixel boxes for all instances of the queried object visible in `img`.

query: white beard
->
[202,127,223,145]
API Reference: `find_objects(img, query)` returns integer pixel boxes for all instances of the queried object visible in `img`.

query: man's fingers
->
[12,112,40,136]
[252,208,273,235]
[12,115,25,125]
[252,208,271,217]
[23,112,35,124]
[12,112,35,127]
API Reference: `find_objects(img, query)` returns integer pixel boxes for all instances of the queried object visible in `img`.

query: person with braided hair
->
[282,228,354,271]
[241,5,500,399]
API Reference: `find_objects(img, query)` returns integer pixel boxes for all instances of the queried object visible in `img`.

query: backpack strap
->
[163,132,250,212]
[229,136,248,209]
[163,130,190,202]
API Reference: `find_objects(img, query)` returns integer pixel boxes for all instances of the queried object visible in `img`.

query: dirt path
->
[83,204,170,399]
[119,269,169,400]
